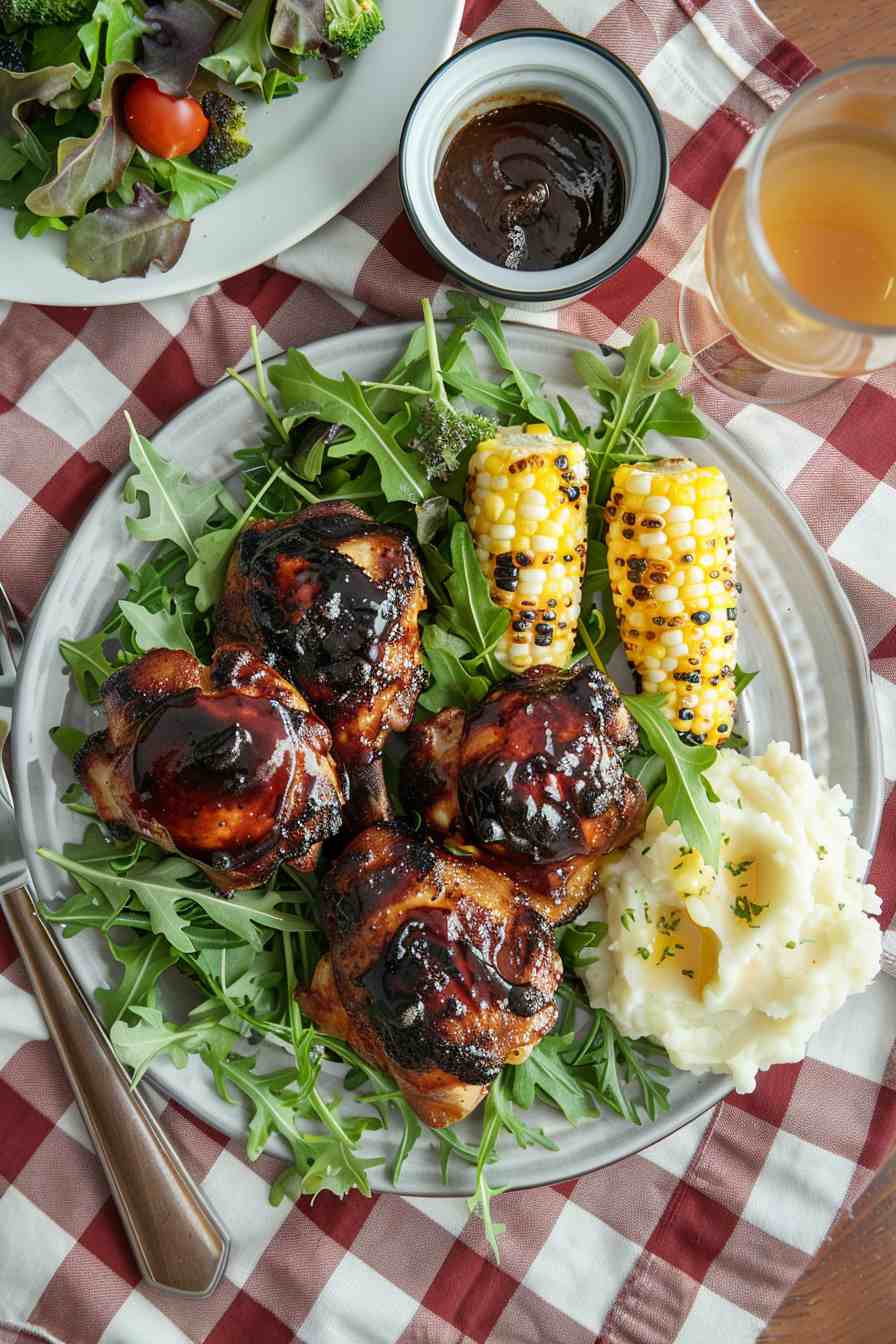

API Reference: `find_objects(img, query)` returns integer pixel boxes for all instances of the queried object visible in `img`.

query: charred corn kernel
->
[606,457,738,746]
[464,425,588,670]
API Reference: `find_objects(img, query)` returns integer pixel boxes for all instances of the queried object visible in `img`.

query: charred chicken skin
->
[402,664,647,924]
[215,502,426,831]
[75,646,346,890]
[300,822,562,1127]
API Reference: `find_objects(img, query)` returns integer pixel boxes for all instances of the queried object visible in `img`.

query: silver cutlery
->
[0,583,230,1297]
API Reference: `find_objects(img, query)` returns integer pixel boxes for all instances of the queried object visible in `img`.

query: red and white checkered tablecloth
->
[1,2,895,1341]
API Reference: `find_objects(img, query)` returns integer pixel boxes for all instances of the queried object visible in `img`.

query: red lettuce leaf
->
[65,181,191,280]
[0,65,80,167]
[140,0,224,96]
[25,61,138,217]
[270,0,342,73]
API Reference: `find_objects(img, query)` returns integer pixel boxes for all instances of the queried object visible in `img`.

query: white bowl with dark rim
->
[399,29,669,311]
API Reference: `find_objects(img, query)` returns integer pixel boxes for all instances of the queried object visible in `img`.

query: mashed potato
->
[581,742,881,1092]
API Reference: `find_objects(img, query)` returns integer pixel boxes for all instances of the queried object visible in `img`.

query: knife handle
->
[4,886,230,1297]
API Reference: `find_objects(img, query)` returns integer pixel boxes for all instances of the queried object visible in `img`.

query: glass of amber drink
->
[678,59,896,403]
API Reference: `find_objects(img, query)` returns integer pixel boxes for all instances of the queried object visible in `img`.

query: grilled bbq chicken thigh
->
[300,822,562,1127]
[216,502,426,831]
[402,664,647,924]
[75,646,345,890]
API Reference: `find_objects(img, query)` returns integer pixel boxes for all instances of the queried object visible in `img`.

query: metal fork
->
[0,585,230,1298]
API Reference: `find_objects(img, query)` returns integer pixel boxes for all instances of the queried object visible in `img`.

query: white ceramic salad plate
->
[0,0,464,308]
[12,322,885,1196]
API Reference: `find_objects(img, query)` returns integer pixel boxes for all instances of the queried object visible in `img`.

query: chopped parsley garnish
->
[636,947,650,960]
[621,908,636,931]
[681,968,695,979]
[724,858,754,877]
[731,893,768,926]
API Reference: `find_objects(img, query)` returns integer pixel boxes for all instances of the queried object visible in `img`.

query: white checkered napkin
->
[0,2,895,1343]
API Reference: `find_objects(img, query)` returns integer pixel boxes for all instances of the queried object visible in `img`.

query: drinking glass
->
[678,59,896,404]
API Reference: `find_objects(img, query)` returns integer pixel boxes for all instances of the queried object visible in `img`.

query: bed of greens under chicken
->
[0,0,384,280]
[40,294,753,1257]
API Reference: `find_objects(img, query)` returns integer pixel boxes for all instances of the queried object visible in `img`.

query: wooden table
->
[755,5,896,1340]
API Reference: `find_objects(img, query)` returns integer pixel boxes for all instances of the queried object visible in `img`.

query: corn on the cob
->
[464,424,588,671]
[606,458,737,747]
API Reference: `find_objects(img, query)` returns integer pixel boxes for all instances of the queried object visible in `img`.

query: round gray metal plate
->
[13,323,884,1195]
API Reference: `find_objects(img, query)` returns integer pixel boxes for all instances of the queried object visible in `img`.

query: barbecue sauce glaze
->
[435,99,624,271]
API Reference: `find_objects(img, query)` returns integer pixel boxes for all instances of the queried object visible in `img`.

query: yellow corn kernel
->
[606,458,738,746]
[465,425,588,671]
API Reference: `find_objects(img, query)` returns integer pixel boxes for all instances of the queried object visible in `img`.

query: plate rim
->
[12,319,885,1195]
[0,1,464,307]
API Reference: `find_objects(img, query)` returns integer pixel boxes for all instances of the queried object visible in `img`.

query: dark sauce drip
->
[241,513,400,698]
[132,688,295,867]
[458,666,627,863]
[360,906,548,1081]
[435,100,625,271]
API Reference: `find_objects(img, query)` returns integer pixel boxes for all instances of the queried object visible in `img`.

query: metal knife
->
[0,584,230,1297]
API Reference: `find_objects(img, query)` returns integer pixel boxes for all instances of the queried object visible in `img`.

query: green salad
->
[40,295,748,1257]
[0,0,384,280]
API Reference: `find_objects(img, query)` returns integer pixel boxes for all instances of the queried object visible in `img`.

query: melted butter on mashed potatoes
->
[581,741,881,1092]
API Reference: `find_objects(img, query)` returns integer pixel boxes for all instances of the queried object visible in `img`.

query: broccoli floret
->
[0,0,93,26]
[326,0,384,59]
[189,91,252,175]
[0,36,24,71]
[408,298,495,482]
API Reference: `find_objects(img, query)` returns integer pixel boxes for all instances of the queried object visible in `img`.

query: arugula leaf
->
[185,462,284,612]
[49,724,87,760]
[59,631,119,703]
[573,322,704,508]
[60,781,98,817]
[446,291,563,434]
[118,595,195,654]
[443,367,525,420]
[734,663,757,696]
[414,494,457,547]
[40,881,120,936]
[568,1001,671,1124]
[270,351,432,505]
[188,884,316,950]
[511,1034,595,1125]
[122,412,222,557]
[466,1083,509,1261]
[556,919,607,974]
[441,523,509,683]
[36,849,315,954]
[110,1003,236,1085]
[623,693,720,869]
[419,623,489,714]
[95,933,177,1028]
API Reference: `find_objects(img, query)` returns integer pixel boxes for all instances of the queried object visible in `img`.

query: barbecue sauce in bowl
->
[435,99,625,271]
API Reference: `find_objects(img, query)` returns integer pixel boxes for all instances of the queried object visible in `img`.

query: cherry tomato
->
[123,77,209,160]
